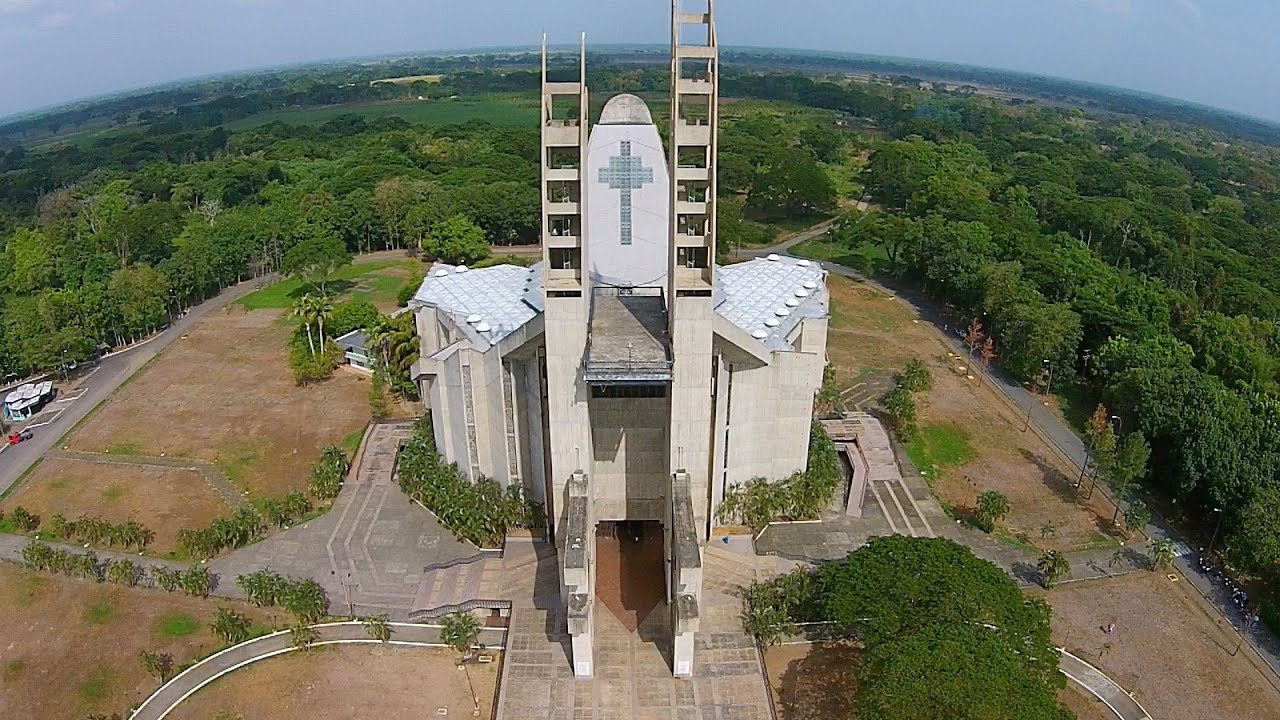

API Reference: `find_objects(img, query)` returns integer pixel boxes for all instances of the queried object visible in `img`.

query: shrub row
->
[717,421,841,531]
[19,541,211,596]
[177,507,265,559]
[47,514,156,550]
[236,569,329,622]
[395,417,542,548]
[259,491,312,528]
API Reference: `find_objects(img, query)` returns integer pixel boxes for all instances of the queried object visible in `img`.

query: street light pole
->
[1208,507,1224,557]
[1023,359,1050,433]
[1232,611,1259,657]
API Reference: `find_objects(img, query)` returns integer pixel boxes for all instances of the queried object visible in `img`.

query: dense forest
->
[3,56,1280,616]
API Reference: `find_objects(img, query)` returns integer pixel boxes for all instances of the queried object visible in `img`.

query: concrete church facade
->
[409,1,829,678]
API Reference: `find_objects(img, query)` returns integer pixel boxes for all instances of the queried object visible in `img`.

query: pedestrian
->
[1106,622,1115,635]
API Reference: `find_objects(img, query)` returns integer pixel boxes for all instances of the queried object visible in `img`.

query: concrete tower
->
[668,0,719,541]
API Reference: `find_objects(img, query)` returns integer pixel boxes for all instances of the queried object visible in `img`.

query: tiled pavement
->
[494,543,775,720]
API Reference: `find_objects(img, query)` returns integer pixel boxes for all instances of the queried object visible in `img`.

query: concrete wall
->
[668,296,715,540]
[588,394,669,521]
[709,315,828,524]
[544,295,594,539]
[585,119,670,289]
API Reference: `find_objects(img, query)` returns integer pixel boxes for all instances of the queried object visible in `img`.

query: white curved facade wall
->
[585,122,670,289]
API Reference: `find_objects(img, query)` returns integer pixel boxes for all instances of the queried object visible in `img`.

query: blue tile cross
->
[598,140,654,246]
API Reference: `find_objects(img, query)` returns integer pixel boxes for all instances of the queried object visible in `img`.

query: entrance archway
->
[594,520,666,632]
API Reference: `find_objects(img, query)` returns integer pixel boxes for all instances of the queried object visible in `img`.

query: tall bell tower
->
[667,0,719,539]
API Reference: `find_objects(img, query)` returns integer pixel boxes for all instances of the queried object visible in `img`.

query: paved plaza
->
[493,542,775,720]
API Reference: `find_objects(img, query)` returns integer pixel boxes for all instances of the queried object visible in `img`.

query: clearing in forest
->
[822,273,1117,553]
[67,306,370,500]
[1036,572,1280,720]
[165,645,499,720]
[0,563,280,720]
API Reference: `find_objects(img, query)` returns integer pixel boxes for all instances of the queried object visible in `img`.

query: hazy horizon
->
[1,0,1277,123]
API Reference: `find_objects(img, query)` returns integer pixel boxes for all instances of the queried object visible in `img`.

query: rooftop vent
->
[751,329,768,339]
[475,322,492,333]
[775,308,791,317]
[766,254,780,262]
[795,289,810,298]
[455,265,469,273]
[434,269,450,277]
[765,318,780,327]
[802,280,818,290]
[797,259,811,267]
[466,314,482,324]
[786,298,800,308]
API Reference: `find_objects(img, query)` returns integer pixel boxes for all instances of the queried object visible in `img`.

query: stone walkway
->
[1060,649,1153,720]
[209,421,481,619]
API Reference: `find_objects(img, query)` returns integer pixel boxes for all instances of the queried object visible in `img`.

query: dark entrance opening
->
[595,520,666,632]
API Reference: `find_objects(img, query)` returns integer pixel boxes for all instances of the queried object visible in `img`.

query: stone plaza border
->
[130,621,508,720]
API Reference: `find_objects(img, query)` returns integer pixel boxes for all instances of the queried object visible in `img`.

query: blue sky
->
[1,0,1277,121]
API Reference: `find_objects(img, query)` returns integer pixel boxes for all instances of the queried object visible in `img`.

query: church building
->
[409,0,829,678]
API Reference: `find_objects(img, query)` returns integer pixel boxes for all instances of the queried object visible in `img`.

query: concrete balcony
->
[675,122,712,146]
[675,200,707,216]
[544,81,582,95]
[546,201,581,215]
[544,233,580,248]
[674,166,709,182]
[546,168,579,182]
[677,12,709,24]
[676,45,716,59]
[543,123,581,147]
[677,78,714,95]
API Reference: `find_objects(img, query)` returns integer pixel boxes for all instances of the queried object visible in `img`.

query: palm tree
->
[314,294,334,344]
[293,294,317,356]
[362,614,392,643]
[1037,550,1071,589]
[440,611,481,661]
[1149,538,1176,572]
[366,314,396,366]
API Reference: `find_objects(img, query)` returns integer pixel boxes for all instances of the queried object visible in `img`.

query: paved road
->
[1060,649,1152,720]
[0,276,270,497]
[130,621,507,720]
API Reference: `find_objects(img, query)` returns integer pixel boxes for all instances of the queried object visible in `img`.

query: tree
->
[1122,499,1151,536]
[281,236,351,294]
[289,623,319,650]
[293,294,317,356]
[1227,485,1280,572]
[974,491,1010,533]
[1037,550,1070,589]
[440,611,482,660]
[211,607,253,644]
[362,614,392,643]
[139,650,174,683]
[900,358,932,393]
[1104,433,1151,524]
[423,215,490,266]
[880,384,918,440]
[747,147,836,218]
[1149,538,1176,571]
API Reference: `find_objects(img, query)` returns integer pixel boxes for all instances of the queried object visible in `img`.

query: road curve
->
[130,621,507,720]
[1060,648,1153,720]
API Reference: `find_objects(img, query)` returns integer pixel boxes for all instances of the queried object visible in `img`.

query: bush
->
[236,569,329,622]
[973,491,1010,533]
[211,607,254,645]
[396,416,541,547]
[259,492,312,528]
[326,300,379,338]
[289,337,343,385]
[177,507,266,559]
[105,559,144,586]
[881,384,918,440]
[20,541,102,580]
[308,445,350,501]
[717,423,842,530]
[9,506,39,532]
[52,515,155,550]
[900,358,933,392]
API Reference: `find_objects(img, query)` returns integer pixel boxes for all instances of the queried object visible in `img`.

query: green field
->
[224,94,540,131]
[905,423,976,485]
[239,258,422,311]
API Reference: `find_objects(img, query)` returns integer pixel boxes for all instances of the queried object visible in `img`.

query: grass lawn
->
[224,93,539,131]
[239,258,421,310]
[905,424,976,485]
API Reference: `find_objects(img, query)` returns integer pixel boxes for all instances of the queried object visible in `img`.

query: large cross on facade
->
[598,140,654,246]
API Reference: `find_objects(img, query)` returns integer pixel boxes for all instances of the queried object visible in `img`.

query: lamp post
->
[1022,359,1050,432]
[1232,611,1259,657]
[1208,507,1225,557]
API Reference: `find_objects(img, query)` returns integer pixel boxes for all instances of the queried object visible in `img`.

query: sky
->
[1,0,1278,122]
